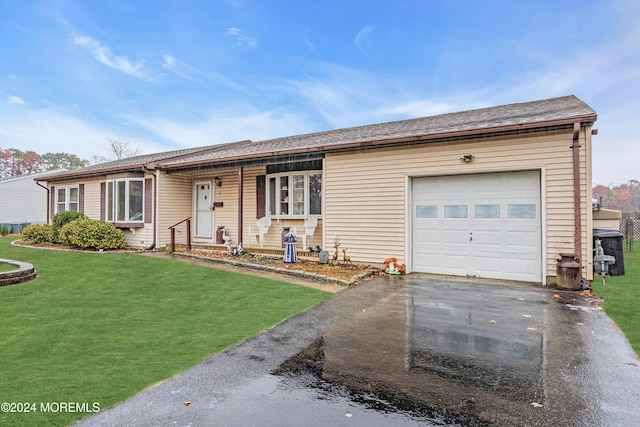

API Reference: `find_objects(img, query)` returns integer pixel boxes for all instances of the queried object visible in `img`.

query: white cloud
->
[0,109,161,161]
[161,53,245,91]
[162,54,201,83]
[72,35,150,80]
[376,100,456,118]
[7,96,25,105]
[134,107,309,147]
[225,28,257,47]
[354,25,375,58]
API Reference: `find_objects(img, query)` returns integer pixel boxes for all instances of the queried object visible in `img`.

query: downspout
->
[142,166,158,250]
[572,122,582,265]
[238,166,244,246]
[36,180,50,224]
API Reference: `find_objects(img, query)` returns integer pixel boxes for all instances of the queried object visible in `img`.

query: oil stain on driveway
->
[75,276,640,426]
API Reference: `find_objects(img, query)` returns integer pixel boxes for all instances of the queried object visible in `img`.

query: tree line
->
[0,138,139,179]
[593,180,640,213]
[0,148,88,178]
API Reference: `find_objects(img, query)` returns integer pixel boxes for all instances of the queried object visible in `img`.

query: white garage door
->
[412,171,541,282]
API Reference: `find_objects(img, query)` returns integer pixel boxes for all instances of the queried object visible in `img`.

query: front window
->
[55,186,79,213]
[267,171,322,217]
[106,178,144,222]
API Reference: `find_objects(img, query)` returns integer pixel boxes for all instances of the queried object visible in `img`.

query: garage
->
[411,170,542,282]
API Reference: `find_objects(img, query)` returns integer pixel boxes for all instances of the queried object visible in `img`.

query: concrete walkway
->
[73,276,640,426]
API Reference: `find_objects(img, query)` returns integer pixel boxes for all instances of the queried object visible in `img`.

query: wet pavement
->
[74,276,640,426]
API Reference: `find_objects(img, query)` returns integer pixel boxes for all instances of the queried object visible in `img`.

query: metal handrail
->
[168,217,191,229]
[168,217,191,253]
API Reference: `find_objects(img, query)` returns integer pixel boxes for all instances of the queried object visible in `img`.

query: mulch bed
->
[188,249,380,283]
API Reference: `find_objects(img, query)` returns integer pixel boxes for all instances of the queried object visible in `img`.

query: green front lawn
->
[0,237,332,426]
[0,262,18,272]
[592,241,640,356]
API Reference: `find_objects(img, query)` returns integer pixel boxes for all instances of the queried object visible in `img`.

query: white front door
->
[194,181,213,239]
[412,171,542,282]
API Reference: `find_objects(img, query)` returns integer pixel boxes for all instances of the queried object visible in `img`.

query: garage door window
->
[444,205,468,219]
[474,204,500,219]
[416,205,438,218]
[507,204,536,219]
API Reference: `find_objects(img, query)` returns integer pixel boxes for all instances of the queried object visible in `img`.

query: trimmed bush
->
[59,218,127,250]
[52,211,86,242]
[0,224,9,236]
[21,224,53,244]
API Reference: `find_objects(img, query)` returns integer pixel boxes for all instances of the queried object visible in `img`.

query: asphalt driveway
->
[74,276,640,426]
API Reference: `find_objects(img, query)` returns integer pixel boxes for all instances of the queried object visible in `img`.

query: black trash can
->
[593,229,625,276]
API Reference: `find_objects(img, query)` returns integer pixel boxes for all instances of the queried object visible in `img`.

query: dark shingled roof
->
[157,95,596,169]
[44,95,596,180]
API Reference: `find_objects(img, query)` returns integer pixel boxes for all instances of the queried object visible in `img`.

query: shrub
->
[58,218,127,250]
[21,224,53,244]
[52,211,86,242]
[0,224,9,236]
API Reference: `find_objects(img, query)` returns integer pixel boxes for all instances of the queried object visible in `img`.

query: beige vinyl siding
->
[191,169,242,245]
[325,127,592,281]
[47,175,157,248]
[49,177,103,220]
[157,172,192,247]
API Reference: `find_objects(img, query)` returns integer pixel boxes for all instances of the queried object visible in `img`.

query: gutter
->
[43,164,146,182]
[35,180,50,224]
[572,122,583,265]
[141,166,158,250]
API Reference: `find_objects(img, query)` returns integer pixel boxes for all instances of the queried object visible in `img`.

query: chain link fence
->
[619,217,638,252]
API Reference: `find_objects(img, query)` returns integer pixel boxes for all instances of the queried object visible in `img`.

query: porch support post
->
[238,166,244,246]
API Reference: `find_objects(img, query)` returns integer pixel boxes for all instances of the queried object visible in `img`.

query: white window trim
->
[55,185,79,213]
[105,178,144,224]
[266,171,322,218]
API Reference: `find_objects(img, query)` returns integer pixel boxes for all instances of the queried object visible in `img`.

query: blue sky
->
[1,0,638,185]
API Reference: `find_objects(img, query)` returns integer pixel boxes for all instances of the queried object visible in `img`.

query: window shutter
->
[50,185,55,220]
[78,184,85,213]
[100,182,106,220]
[144,178,153,223]
[256,175,266,219]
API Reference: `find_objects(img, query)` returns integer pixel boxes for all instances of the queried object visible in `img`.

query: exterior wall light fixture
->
[214,176,222,187]
[460,154,476,163]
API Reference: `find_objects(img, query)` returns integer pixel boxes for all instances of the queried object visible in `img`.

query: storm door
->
[194,181,214,239]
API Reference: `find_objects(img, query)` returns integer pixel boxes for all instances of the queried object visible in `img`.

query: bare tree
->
[106,137,140,160]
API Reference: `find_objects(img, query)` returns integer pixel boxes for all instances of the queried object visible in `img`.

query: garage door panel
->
[506,231,539,250]
[474,256,505,275]
[412,171,541,282]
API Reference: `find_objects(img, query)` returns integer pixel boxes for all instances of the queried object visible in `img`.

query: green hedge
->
[58,218,126,250]
[21,224,53,244]
[52,211,86,242]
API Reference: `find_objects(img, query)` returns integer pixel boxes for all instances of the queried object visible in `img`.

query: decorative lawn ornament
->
[342,248,352,265]
[284,231,297,264]
[332,237,341,265]
[383,257,403,275]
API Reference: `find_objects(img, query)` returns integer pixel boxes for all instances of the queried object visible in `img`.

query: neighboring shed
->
[0,171,55,231]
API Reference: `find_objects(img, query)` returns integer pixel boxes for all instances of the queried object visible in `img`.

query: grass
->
[0,236,332,426]
[0,261,18,272]
[591,241,640,356]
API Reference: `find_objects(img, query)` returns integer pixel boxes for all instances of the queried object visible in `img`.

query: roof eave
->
[37,163,147,182]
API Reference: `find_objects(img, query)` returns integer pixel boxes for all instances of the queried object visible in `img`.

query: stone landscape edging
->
[172,252,376,286]
[0,258,37,286]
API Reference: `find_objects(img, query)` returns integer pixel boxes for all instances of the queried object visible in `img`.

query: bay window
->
[106,178,144,223]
